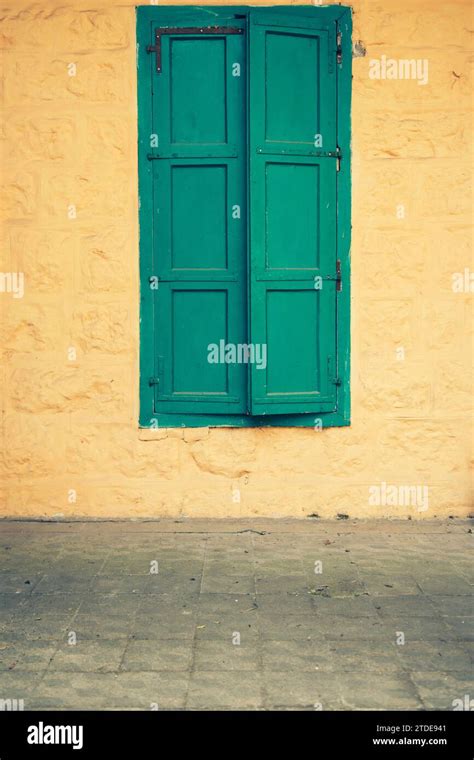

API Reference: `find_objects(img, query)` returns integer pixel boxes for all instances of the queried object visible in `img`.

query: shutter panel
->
[249,10,339,415]
[149,23,247,414]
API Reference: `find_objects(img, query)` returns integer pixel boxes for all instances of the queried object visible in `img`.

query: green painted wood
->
[137,6,352,429]
[137,11,155,427]
[146,18,247,415]
[334,7,352,428]
[248,10,338,415]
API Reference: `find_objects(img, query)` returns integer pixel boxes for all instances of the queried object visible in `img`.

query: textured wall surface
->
[0,0,472,518]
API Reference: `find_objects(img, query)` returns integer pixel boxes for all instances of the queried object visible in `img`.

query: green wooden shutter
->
[248,10,339,415]
[149,22,247,414]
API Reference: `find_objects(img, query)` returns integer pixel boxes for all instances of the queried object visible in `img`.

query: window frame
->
[137,5,352,429]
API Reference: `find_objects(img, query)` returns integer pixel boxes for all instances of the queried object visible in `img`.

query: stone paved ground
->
[0,519,472,711]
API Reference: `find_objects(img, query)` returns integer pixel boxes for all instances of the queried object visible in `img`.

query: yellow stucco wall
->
[0,0,472,519]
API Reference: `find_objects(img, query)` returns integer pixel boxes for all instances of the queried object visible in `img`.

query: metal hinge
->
[328,356,342,386]
[149,357,164,386]
[336,32,342,64]
[336,259,342,292]
[147,26,243,73]
[324,260,342,290]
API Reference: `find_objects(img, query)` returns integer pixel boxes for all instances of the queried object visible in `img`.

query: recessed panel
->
[172,290,228,394]
[265,31,320,143]
[265,290,320,395]
[265,163,319,269]
[170,38,227,145]
[171,166,227,270]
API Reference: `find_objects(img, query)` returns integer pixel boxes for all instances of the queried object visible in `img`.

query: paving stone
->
[193,640,259,671]
[380,616,459,642]
[410,671,474,710]
[395,641,472,672]
[33,575,94,594]
[195,614,259,641]
[459,641,474,662]
[416,575,473,596]
[2,613,75,641]
[428,595,474,617]
[262,639,333,672]
[255,575,308,594]
[0,572,44,594]
[255,559,304,576]
[0,640,56,672]
[0,669,43,706]
[253,592,313,615]
[204,538,253,557]
[358,574,421,596]
[204,560,255,577]
[146,575,203,595]
[137,594,198,615]
[187,671,262,709]
[337,672,423,710]
[0,519,471,710]
[201,575,255,594]
[77,594,141,617]
[319,615,388,641]
[17,593,84,616]
[451,564,474,584]
[30,671,188,709]
[0,594,30,616]
[1,561,50,577]
[198,593,258,616]
[309,577,368,598]
[132,614,196,640]
[311,596,377,617]
[99,557,162,575]
[46,559,104,576]
[70,613,134,640]
[263,670,342,709]
[328,640,403,673]
[372,595,438,618]
[49,640,126,672]
[356,561,417,576]
[258,614,325,641]
[122,640,192,672]
[90,575,149,593]
[444,617,474,641]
